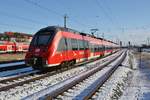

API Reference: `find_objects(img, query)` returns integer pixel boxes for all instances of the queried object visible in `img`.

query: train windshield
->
[31,30,54,46]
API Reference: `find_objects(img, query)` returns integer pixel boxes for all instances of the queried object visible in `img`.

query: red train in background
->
[0,31,32,53]
[0,41,29,53]
[25,26,120,70]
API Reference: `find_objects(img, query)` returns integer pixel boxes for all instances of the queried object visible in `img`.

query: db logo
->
[35,48,40,52]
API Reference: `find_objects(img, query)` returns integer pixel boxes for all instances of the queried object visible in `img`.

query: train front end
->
[25,27,56,69]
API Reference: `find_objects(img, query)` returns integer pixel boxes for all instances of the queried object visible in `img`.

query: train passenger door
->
[64,38,69,61]
[83,40,89,61]
[57,37,68,61]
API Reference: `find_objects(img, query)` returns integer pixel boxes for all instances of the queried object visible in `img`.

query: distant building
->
[0,32,33,43]
[0,33,6,41]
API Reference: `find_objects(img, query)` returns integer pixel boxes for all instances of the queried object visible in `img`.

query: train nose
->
[26,46,49,68]
[26,56,47,67]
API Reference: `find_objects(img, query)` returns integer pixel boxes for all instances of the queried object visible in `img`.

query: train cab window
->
[31,30,55,46]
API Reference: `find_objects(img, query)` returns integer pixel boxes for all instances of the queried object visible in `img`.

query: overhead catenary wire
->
[94,0,125,42]
[99,0,120,26]
[0,10,46,32]
[56,0,93,28]
[24,0,63,17]
[24,0,92,29]
[0,22,38,30]
[100,0,126,36]
[95,0,114,25]
[0,0,91,34]
[0,22,40,34]
[0,11,46,26]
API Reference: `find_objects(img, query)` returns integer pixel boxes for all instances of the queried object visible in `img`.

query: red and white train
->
[0,41,29,53]
[25,26,119,70]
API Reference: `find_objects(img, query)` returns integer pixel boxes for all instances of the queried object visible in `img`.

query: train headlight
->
[46,60,48,64]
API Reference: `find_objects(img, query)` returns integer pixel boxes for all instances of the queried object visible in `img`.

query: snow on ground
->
[90,51,133,100]
[142,48,150,52]
[23,51,125,100]
[0,67,86,100]
[120,51,150,100]
[0,52,121,100]
[92,66,132,100]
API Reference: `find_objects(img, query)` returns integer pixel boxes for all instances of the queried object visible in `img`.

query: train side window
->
[89,43,93,52]
[78,40,84,50]
[82,40,88,50]
[94,45,98,52]
[79,40,81,50]
[71,39,78,50]
[105,46,108,50]
[82,40,86,50]
[57,37,67,52]
[90,44,94,52]
[78,40,81,50]
[85,41,89,50]
[98,46,100,51]
[89,43,91,51]
[97,45,99,52]
[101,45,103,51]
[64,38,68,51]
[98,45,102,51]
[94,45,96,52]
[105,46,107,50]
[66,38,72,50]
[96,45,98,52]
[103,46,105,51]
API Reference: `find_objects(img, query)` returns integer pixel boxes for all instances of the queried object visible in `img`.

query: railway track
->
[0,57,107,91]
[0,51,123,99]
[0,52,113,73]
[0,59,24,64]
[0,70,51,92]
[23,50,126,100]
[0,60,28,72]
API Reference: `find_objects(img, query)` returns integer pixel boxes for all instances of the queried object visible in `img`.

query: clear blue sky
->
[0,0,150,45]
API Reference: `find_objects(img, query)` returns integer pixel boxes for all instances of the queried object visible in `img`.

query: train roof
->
[42,26,80,34]
[42,26,118,45]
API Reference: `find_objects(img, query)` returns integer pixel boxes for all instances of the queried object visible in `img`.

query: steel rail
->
[23,51,125,100]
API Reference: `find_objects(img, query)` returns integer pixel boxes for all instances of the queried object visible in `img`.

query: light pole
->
[64,14,68,28]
